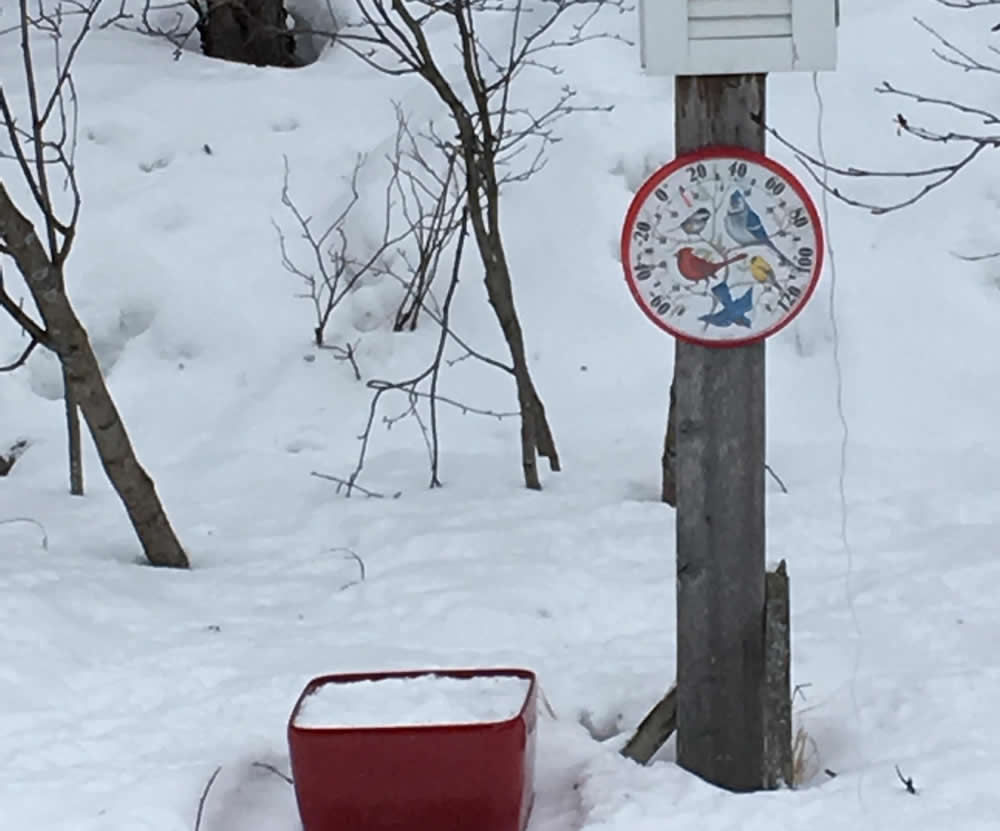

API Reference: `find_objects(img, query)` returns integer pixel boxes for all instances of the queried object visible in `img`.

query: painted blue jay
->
[724,191,796,268]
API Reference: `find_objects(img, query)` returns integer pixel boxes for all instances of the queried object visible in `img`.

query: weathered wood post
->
[623,0,838,794]
[673,74,767,792]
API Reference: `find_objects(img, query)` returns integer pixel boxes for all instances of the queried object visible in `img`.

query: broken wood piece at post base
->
[763,560,793,789]
[621,686,677,766]
[621,559,789,786]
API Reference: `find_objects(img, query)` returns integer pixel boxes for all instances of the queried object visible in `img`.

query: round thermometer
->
[621,146,824,347]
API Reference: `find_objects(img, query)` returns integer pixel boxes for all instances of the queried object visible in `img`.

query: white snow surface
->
[2,1,1000,830]
[293,674,533,728]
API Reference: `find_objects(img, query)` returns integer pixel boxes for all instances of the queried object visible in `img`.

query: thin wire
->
[813,69,866,806]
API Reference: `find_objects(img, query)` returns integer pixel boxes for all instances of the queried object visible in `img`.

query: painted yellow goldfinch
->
[749,255,776,285]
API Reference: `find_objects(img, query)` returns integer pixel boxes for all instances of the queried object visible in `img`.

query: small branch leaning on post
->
[621,685,677,766]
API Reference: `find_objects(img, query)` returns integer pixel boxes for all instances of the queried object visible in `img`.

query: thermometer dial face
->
[621,147,824,347]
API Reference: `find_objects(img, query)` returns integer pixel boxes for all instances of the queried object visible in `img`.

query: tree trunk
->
[197,0,296,67]
[455,146,559,489]
[480,250,560,490]
[381,7,560,490]
[0,183,189,569]
[64,365,83,495]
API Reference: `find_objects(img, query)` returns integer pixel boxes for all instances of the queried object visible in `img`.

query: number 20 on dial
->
[621,147,824,347]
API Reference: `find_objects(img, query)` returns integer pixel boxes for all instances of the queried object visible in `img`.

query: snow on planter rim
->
[293,673,533,729]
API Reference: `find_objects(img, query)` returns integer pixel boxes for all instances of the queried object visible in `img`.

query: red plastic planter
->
[287,668,537,831]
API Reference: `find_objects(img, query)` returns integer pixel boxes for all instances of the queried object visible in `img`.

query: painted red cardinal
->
[675,247,747,281]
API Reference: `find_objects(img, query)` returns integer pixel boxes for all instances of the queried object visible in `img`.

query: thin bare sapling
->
[336,0,629,488]
[0,0,189,568]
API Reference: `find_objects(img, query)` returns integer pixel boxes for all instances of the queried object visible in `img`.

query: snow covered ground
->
[2,0,1000,829]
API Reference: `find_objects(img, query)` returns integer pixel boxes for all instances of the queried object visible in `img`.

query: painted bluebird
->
[699,281,753,329]
[724,191,797,268]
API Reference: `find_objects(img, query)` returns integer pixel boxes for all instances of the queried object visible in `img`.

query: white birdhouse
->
[639,0,838,76]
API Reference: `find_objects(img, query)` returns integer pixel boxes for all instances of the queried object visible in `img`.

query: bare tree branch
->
[0,338,39,372]
[275,148,412,357]
[1,1,189,566]
[320,207,493,495]
[1,0,97,265]
[754,7,1000,214]
[335,0,629,486]
[0,269,49,344]
[118,1,202,59]
[915,14,1000,73]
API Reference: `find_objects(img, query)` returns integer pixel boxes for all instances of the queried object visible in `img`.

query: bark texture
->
[0,183,189,569]
[63,364,83,495]
[197,0,296,67]
[476,236,560,490]
[763,560,793,789]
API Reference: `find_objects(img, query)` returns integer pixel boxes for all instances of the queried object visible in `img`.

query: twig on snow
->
[310,471,401,499]
[194,765,222,831]
[0,516,49,549]
[327,546,366,590]
[251,761,294,785]
[319,339,361,380]
[951,249,1000,261]
[895,765,918,795]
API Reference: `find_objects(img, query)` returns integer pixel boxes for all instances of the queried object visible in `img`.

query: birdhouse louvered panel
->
[639,0,836,76]
[689,0,792,40]
[690,0,793,19]
[688,16,793,41]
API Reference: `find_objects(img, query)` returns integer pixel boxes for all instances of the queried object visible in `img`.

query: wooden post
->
[674,74,767,793]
